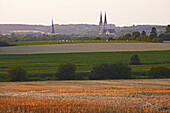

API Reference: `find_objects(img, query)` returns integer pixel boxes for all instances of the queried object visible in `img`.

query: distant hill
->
[0,24,166,36]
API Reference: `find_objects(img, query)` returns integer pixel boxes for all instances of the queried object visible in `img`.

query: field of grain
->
[1,43,170,54]
[0,79,169,113]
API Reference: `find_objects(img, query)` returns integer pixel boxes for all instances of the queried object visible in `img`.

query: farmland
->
[9,40,148,46]
[0,79,169,112]
[0,50,170,80]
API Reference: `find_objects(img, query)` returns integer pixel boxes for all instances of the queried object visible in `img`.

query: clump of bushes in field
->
[7,66,27,81]
[54,63,77,80]
[90,63,132,80]
[129,54,141,65]
[147,66,170,78]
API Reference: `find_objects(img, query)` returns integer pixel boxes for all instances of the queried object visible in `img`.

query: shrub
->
[7,66,27,81]
[151,38,163,43]
[146,66,170,78]
[54,63,76,80]
[108,37,114,41]
[94,37,101,40]
[27,77,43,81]
[129,54,141,65]
[91,63,131,79]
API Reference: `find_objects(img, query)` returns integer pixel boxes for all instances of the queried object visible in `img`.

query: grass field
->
[9,40,148,46]
[0,79,169,112]
[0,50,170,80]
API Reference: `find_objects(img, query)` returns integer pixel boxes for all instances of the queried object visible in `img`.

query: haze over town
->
[0,0,170,26]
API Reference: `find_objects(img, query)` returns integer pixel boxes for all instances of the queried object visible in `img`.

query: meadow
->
[0,50,170,80]
[0,79,169,113]
[9,40,148,46]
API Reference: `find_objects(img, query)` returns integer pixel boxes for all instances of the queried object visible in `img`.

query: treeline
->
[5,54,170,82]
[117,25,170,42]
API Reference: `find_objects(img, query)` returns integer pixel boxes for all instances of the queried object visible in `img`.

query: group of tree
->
[116,26,170,43]
[6,54,170,82]
[159,25,170,41]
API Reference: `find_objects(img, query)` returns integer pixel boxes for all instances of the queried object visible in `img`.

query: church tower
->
[99,12,103,35]
[103,12,107,30]
[51,19,55,34]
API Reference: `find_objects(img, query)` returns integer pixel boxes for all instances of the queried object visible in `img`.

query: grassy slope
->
[10,40,148,46]
[0,51,170,77]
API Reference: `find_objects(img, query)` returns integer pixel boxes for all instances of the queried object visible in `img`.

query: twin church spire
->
[99,12,108,35]
[99,12,107,26]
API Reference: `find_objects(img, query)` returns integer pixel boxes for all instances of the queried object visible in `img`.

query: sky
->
[0,0,170,26]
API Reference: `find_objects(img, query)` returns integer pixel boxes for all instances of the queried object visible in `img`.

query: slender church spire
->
[51,19,55,34]
[103,12,107,30]
[104,12,107,24]
[99,12,103,24]
[99,12,103,35]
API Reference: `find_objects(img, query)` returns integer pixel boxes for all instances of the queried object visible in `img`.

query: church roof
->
[103,29,115,34]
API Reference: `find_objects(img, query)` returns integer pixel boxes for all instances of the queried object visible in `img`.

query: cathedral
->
[99,12,116,36]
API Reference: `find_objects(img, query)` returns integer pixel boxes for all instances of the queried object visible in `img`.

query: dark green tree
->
[150,27,157,37]
[132,31,140,40]
[91,63,131,79]
[123,33,131,40]
[141,31,146,37]
[149,33,157,40]
[165,25,170,33]
[54,63,76,80]
[129,54,141,65]
[108,37,114,41]
[147,66,170,78]
[94,37,101,40]
[7,66,27,81]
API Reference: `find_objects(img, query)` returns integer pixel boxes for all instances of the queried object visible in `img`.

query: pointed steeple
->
[99,12,103,24]
[104,12,107,25]
[51,19,55,34]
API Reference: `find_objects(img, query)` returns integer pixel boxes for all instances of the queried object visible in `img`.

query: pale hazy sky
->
[0,0,170,26]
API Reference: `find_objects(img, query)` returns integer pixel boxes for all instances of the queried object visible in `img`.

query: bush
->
[7,66,27,81]
[151,38,163,43]
[129,54,141,65]
[146,66,170,78]
[27,77,43,81]
[91,63,131,79]
[94,37,101,40]
[54,63,76,80]
[108,37,114,41]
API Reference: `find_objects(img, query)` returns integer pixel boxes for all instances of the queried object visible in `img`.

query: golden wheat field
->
[0,79,170,113]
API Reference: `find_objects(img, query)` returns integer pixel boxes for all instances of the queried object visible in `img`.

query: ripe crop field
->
[0,79,169,113]
[0,51,170,79]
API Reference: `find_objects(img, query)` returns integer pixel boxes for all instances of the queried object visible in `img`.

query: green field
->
[10,40,148,46]
[0,50,170,80]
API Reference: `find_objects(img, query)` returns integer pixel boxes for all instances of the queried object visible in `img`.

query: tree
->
[7,66,27,81]
[141,31,146,37]
[129,54,141,65]
[151,38,163,43]
[150,27,157,37]
[132,31,140,40]
[94,37,101,40]
[108,37,114,41]
[149,33,157,40]
[147,66,170,78]
[54,63,76,80]
[91,63,131,79]
[165,25,170,33]
[123,33,131,40]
